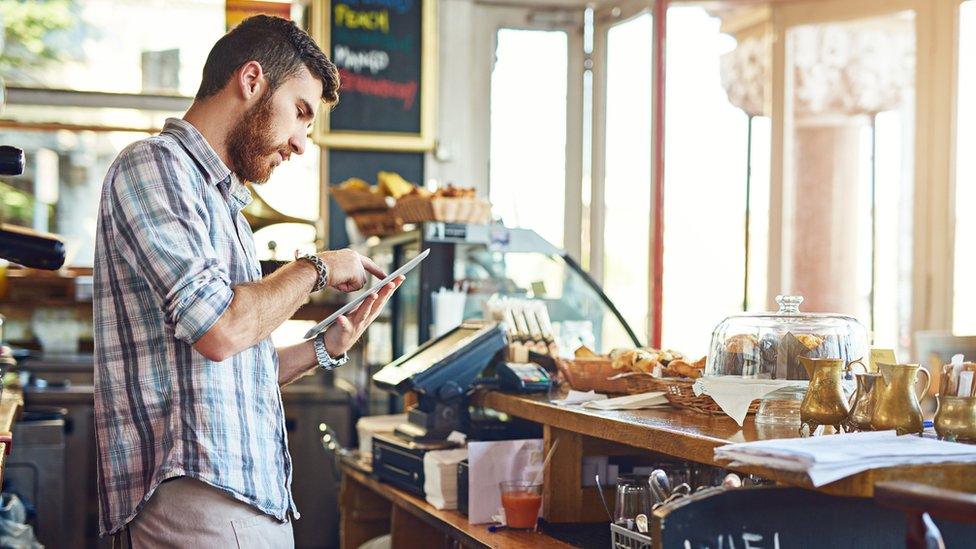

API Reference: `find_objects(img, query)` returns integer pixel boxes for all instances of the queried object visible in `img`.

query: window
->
[603,13,652,340]
[3,0,225,96]
[661,7,756,356]
[954,0,976,335]
[489,28,568,249]
[0,128,152,266]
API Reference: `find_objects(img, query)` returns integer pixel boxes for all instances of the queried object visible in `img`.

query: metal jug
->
[844,372,880,432]
[799,357,864,435]
[872,363,931,435]
[933,395,976,441]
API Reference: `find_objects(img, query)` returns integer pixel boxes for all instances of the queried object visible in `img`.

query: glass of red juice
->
[499,480,543,529]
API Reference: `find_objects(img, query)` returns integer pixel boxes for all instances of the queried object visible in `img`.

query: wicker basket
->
[556,357,628,394]
[623,374,760,416]
[331,186,390,214]
[394,196,492,224]
[350,211,403,237]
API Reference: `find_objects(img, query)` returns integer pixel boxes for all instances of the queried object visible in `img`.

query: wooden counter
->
[340,462,576,549]
[472,390,976,505]
[0,388,24,484]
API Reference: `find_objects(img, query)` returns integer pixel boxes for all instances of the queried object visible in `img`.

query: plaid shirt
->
[93,118,297,536]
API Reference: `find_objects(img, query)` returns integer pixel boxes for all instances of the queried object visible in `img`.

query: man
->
[93,15,398,546]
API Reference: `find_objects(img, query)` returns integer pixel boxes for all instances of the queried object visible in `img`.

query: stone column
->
[720,17,913,315]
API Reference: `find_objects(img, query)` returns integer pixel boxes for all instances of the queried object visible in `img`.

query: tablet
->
[303,248,430,340]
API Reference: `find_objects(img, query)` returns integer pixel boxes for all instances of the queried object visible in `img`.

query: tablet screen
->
[303,248,430,340]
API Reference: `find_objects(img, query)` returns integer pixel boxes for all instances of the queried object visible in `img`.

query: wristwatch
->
[296,252,328,293]
[314,332,348,371]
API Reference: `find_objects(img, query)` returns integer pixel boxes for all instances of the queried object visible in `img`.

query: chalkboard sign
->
[653,487,974,549]
[312,0,436,151]
[326,149,424,248]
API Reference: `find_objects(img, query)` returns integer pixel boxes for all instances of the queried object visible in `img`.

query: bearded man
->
[93,15,400,547]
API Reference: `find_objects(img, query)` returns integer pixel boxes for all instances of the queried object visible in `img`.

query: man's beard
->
[226,94,286,184]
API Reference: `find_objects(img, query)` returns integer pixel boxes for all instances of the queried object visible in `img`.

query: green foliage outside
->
[0,0,73,72]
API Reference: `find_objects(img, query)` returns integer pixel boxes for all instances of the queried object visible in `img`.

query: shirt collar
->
[161,118,232,186]
[227,173,254,210]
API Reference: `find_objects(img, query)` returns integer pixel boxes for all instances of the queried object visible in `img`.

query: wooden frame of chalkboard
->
[311,0,437,151]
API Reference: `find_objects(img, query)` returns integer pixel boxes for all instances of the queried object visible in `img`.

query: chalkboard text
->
[684,532,781,549]
[333,4,390,33]
[334,44,390,74]
[339,68,418,109]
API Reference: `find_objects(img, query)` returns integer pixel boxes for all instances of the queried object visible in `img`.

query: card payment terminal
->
[498,362,553,393]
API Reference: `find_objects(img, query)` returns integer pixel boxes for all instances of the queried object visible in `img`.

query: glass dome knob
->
[775,295,803,314]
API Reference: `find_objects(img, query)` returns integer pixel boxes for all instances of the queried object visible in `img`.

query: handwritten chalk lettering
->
[338,69,418,109]
[332,27,415,52]
[333,4,390,34]
[683,532,781,549]
[334,45,390,74]
[342,0,412,15]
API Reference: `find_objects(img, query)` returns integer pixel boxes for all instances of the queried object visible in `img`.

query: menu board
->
[327,149,424,248]
[313,0,434,150]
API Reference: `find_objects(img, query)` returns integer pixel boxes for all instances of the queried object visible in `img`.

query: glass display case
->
[705,295,869,380]
[347,222,642,414]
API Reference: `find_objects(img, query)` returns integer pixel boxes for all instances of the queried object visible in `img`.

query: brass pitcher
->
[799,357,864,435]
[872,363,931,435]
[934,395,976,441]
[844,372,880,432]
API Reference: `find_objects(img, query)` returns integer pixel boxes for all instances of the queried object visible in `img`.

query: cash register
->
[369,320,553,496]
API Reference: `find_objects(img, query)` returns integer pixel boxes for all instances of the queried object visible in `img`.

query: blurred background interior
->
[0,0,974,547]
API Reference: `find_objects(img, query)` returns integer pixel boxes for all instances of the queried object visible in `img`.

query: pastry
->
[338,177,370,191]
[377,171,415,198]
[724,334,759,354]
[795,333,823,351]
[574,345,598,359]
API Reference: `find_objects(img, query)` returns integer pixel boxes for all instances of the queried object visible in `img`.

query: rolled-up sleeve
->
[107,141,233,344]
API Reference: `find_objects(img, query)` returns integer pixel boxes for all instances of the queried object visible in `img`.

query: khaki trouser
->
[120,477,294,548]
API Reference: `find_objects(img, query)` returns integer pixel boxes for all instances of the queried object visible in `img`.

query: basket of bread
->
[568,347,753,415]
[555,346,628,394]
[393,184,492,224]
[331,172,416,236]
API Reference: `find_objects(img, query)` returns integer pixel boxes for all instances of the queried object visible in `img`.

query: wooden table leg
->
[341,472,393,549]
[542,425,584,523]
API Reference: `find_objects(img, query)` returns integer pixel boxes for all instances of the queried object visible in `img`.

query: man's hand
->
[318,249,387,292]
[323,276,404,357]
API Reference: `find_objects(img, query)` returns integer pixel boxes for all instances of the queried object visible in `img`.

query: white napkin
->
[423,448,469,510]
[693,377,808,426]
[715,430,976,486]
[551,390,607,406]
[581,391,668,411]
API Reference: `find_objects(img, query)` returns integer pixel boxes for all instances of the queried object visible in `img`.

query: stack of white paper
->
[715,430,976,486]
[423,448,468,510]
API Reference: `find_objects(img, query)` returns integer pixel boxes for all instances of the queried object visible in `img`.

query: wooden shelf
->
[341,463,574,549]
[472,390,976,499]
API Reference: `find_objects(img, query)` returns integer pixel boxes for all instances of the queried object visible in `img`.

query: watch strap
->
[313,333,348,371]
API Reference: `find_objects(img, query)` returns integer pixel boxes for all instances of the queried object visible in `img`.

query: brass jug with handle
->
[933,395,976,441]
[799,357,864,435]
[871,363,931,435]
[844,372,881,432]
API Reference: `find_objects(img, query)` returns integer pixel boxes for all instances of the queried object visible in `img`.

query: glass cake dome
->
[705,295,869,380]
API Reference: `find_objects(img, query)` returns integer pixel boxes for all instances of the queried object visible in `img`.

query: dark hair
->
[196,15,339,104]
